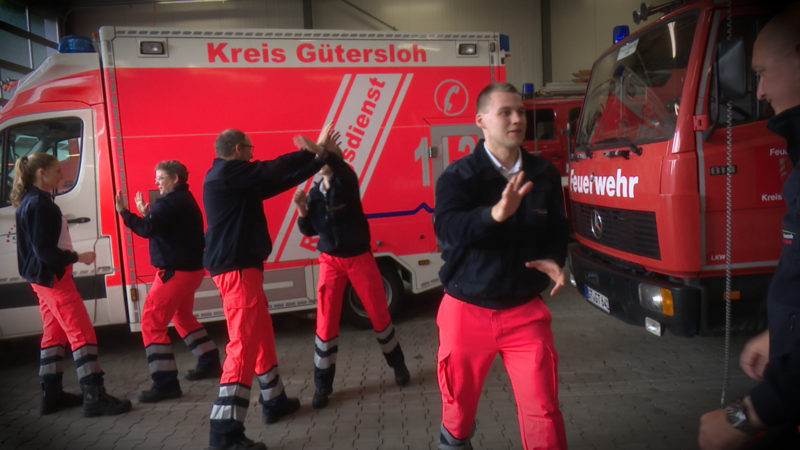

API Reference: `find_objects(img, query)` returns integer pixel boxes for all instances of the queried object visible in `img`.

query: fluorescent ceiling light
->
[157,0,226,4]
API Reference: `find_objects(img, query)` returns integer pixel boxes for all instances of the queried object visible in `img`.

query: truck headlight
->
[638,283,674,316]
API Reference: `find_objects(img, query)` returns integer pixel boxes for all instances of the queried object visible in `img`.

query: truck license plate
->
[584,285,610,313]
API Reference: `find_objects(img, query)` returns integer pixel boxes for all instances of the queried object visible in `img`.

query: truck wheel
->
[342,261,404,329]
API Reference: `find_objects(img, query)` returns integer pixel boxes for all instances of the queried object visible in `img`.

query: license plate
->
[584,285,610,313]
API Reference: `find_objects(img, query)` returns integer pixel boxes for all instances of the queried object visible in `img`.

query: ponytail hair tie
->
[21,155,28,163]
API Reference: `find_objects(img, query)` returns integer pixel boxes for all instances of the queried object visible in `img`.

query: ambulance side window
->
[710,14,773,125]
[1,117,83,207]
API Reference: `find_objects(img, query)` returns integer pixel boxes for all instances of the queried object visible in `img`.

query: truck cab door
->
[0,110,113,338]
[523,108,566,174]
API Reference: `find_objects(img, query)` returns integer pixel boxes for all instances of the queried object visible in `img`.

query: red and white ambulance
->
[567,0,786,336]
[0,26,508,338]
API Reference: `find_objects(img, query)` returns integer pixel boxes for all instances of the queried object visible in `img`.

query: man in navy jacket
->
[115,160,221,404]
[699,4,800,449]
[433,82,569,450]
[293,126,410,410]
[204,129,327,450]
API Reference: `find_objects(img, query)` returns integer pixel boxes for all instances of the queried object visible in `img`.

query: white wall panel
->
[68,0,304,33]
[550,0,645,82]
[312,0,543,91]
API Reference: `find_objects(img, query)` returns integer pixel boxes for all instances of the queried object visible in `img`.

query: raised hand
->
[491,171,533,222]
[114,191,126,213]
[293,188,308,217]
[135,191,150,215]
[317,122,343,158]
[293,134,325,156]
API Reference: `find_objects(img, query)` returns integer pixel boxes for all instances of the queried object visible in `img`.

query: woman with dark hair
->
[115,160,221,403]
[12,152,131,417]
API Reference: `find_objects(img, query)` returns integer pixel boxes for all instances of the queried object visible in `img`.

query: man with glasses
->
[203,129,328,450]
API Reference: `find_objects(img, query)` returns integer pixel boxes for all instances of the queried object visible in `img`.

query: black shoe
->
[394,362,410,387]
[137,385,182,403]
[262,394,300,424]
[185,364,222,381]
[41,385,83,415]
[82,385,132,417]
[311,388,330,409]
[208,434,266,450]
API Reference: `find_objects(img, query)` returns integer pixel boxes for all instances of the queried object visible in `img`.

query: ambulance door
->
[0,110,112,338]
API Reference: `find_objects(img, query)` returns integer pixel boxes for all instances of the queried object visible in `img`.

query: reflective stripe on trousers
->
[32,269,101,383]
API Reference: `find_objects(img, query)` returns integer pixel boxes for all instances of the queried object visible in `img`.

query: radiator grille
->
[571,201,660,259]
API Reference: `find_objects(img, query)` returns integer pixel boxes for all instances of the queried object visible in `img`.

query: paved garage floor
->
[0,285,756,449]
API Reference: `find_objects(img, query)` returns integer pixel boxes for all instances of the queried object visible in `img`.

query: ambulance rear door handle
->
[67,217,91,224]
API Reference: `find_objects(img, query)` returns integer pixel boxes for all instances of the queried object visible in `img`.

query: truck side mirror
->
[716,37,746,99]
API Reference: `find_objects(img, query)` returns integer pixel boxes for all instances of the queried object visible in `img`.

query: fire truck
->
[0,26,508,338]
[523,95,583,178]
[567,0,786,336]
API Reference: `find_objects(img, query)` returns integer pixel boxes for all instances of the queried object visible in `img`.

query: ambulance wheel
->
[342,261,404,329]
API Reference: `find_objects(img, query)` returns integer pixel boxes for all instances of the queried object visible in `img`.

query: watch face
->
[726,404,747,427]
[725,402,759,435]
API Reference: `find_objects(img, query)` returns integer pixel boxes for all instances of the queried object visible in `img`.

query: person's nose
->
[756,76,766,100]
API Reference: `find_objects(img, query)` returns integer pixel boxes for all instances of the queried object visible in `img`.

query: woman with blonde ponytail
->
[13,153,132,417]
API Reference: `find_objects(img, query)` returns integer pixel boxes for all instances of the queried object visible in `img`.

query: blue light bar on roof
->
[58,36,96,53]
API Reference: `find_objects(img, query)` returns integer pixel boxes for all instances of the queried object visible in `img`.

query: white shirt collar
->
[483,142,522,180]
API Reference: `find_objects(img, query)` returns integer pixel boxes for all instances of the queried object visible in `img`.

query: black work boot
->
[311,387,331,409]
[186,351,223,381]
[209,431,266,450]
[261,391,300,424]
[138,383,182,403]
[312,365,334,409]
[82,384,132,417]
[384,345,411,386]
[40,375,82,415]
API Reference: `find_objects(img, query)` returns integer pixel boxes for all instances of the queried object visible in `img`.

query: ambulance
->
[567,0,786,336]
[0,26,508,338]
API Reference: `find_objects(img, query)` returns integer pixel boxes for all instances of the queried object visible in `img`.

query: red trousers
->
[436,294,567,450]
[212,268,283,397]
[315,251,391,340]
[141,269,204,347]
[33,268,101,381]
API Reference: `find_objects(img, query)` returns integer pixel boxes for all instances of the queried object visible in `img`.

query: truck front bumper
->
[569,244,700,337]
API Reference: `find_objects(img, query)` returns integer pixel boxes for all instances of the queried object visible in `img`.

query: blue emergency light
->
[58,35,96,53]
[613,25,630,43]
[500,34,510,51]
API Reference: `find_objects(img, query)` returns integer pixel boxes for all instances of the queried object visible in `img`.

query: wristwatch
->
[724,400,761,435]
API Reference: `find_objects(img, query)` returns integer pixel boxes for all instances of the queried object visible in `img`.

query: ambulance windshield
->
[575,11,698,154]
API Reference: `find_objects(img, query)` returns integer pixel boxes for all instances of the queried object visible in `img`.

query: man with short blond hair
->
[433,82,569,449]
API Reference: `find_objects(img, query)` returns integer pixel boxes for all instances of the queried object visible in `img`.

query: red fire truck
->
[523,95,583,177]
[0,26,508,338]
[567,0,786,336]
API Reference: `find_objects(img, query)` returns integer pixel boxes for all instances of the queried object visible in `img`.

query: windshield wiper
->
[594,137,643,157]
[573,143,594,159]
